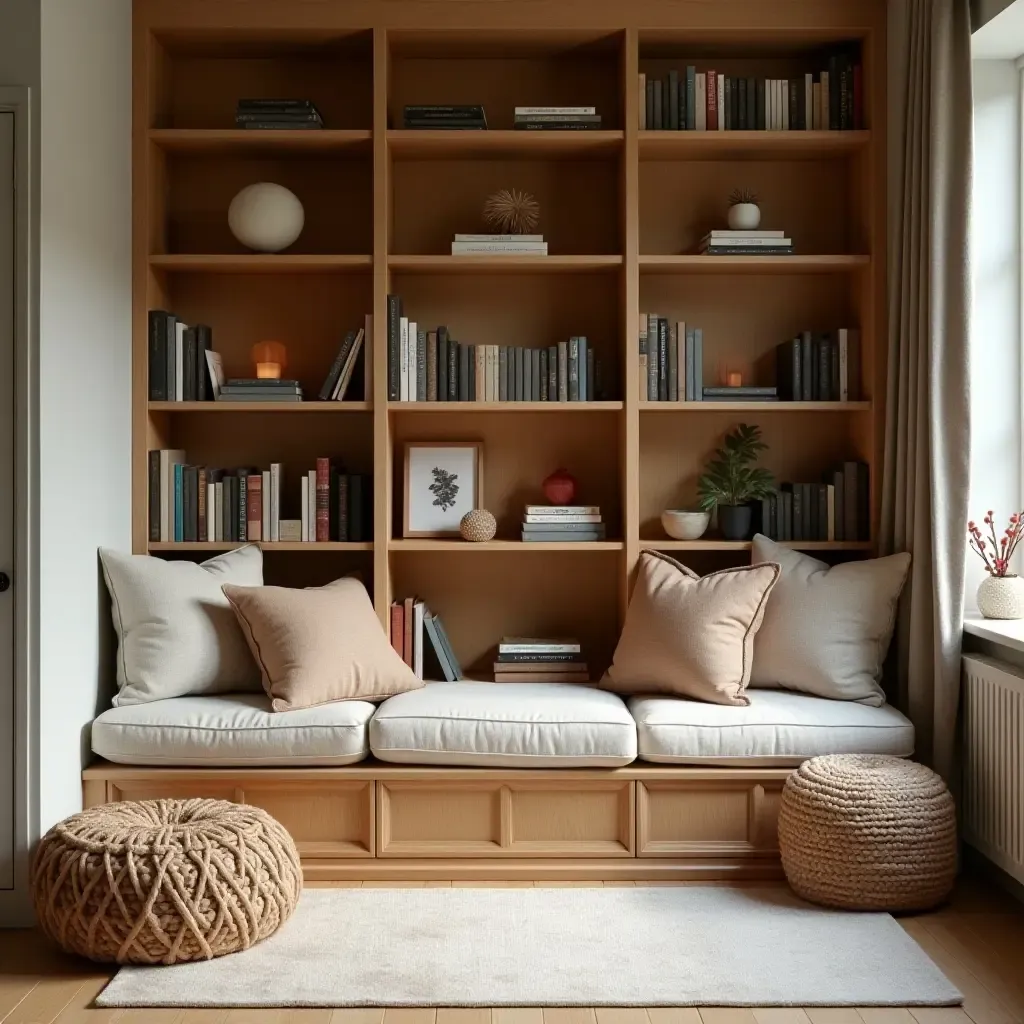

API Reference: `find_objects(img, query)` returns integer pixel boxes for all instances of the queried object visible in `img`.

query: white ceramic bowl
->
[661,509,710,541]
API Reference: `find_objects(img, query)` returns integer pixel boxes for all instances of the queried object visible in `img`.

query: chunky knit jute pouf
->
[31,798,302,964]
[778,754,956,912]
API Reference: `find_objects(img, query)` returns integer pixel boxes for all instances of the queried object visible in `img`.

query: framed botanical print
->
[403,442,484,538]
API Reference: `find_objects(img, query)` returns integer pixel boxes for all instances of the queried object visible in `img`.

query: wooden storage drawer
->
[378,778,634,858]
[103,778,375,859]
[637,777,785,857]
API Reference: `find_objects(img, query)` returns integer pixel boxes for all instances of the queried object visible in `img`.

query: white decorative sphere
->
[228,183,304,253]
[977,575,1024,620]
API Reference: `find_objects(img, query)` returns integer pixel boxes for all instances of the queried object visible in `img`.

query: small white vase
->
[727,203,761,231]
[977,574,1024,620]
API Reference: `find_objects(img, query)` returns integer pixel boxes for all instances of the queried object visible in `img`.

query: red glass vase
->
[542,468,577,506]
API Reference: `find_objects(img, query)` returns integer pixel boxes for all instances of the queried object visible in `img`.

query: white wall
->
[36,0,132,833]
[968,60,1023,607]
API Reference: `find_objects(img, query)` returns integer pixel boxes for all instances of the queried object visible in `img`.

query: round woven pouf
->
[778,754,956,912]
[31,798,302,964]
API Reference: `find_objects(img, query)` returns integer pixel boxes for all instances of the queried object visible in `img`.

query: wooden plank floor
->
[0,874,1017,1024]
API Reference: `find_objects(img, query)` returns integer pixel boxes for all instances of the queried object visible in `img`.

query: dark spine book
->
[569,337,580,401]
[830,335,841,400]
[577,339,588,403]
[467,345,476,401]
[195,324,211,401]
[776,487,790,541]
[686,67,696,129]
[769,495,779,540]
[724,78,732,130]
[747,77,756,128]
[458,343,469,401]
[678,75,687,129]
[843,461,859,542]
[730,77,739,130]
[148,451,160,541]
[817,336,831,401]
[756,79,766,130]
[148,311,168,401]
[319,330,356,400]
[789,79,798,132]
[237,469,248,544]
[791,483,804,542]
[222,474,233,543]
[831,468,845,542]
[657,319,668,402]
[759,497,772,540]
[810,337,820,401]
[796,76,806,130]
[805,483,818,541]
[513,347,522,401]
[800,330,814,401]
[645,80,655,133]
[448,340,458,401]
[498,346,507,402]
[829,53,841,129]
[387,295,401,401]
[437,328,449,402]
[548,345,558,401]
[497,652,581,664]
[857,462,870,542]
[336,473,350,541]
[738,77,747,130]
[198,468,208,541]
[540,348,549,401]
[165,314,177,402]
[349,474,365,543]
[816,484,829,541]
[667,322,678,402]
[840,55,851,131]
[586,347,595,401]
[181,467,194,543]
[653,79,663,130]
[668,70,679,132]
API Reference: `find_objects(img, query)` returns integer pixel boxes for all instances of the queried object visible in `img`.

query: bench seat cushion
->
[629,689,915,766]
[92,693,375,766]
[370,682,638,767]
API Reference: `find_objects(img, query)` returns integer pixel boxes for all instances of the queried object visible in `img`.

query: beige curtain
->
[882,0,972,780]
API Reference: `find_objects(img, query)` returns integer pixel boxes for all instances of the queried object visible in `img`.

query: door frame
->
[0,86,36,927]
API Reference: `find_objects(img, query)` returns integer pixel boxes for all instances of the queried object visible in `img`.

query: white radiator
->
[962,654,1024,882]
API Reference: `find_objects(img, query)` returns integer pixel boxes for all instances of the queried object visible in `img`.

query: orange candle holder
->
[251,340,287,380]
[726,370,743,387]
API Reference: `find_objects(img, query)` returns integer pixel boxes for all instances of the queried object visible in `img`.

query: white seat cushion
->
[629,689,915,766]
[92,693,375,766]
[370,682,638,767]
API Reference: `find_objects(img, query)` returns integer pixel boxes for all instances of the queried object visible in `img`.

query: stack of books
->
[316,321,369,401]
[147,452,371,544]
[402,105,486,130]
[522,505,605,543]
[387,298,600,402]
[235,99,323,130]
[757,462,870,544]
[776,329,861,402]
[638,315,703,402]
[147,310,215,402]
[513,106,602,130]
[217,379,304,403]
[451,233,547,255]
[637,50,862,131]
[700,230,793,256]
[494,637,588,683]
[702,386,778,403]
[390,598,462,681]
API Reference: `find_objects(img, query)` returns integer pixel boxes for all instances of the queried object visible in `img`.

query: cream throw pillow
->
[602,551,780,706]
[222,577,424,712]
[750,534,911,704]
[100,545,264,706]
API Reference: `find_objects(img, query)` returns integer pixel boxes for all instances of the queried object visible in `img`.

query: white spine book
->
[514,106,595,115]
[271,463,282,542]
[407,321,417,403]
[413,601,425,679]
[301,478,309,542]
[399,316,409,402]
[261,471,270,542]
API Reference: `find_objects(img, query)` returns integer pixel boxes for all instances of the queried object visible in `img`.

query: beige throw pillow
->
[750,535,911,705]
[100,545,264,706]
[222,577,423,712]
[602,551,780,706]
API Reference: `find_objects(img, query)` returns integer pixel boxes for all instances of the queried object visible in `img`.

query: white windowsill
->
[964,616,1024,654]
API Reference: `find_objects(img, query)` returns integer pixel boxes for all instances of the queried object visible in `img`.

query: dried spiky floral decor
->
[483,189,540,234]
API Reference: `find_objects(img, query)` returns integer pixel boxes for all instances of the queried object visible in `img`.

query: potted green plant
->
[698,423,775,540]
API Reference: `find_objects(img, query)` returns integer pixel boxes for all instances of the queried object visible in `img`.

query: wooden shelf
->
[640,539,874,552]
[389,401,623,412]
[390,539,623,552]
[639,254,870,274]
[639,401,871,412]
[639,130,870,161]
[389,255,622,275]
[150,401,372,413]
[149,254,373,274]
[388,129,623,159]
[148,542,374,552]
[148,129,373,155]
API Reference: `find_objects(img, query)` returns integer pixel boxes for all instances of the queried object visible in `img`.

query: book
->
[496,652,582,664]
[638,314,648,401]
[390,602,404,658]
[493,672,590,683]
[318,329,357,400]
[702,386,778,397]
[493,660,588,673]
[515,106,596,115]
[523,514,602,524]
[693,328,703,401]
[524,505,601,516]
[454,234,544,242]
[424,611,461,681]
[148,310,169,401]
[499,637,581,655]
[522,530,605,542]
[387,295,401,401]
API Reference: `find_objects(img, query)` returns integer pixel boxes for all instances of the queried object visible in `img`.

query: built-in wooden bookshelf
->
[134,0,885,680]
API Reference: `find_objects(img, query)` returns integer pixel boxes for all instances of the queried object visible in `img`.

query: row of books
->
[315,320,369,401]
[216,379,304,403]
[639,315,703,402]
[776,330,861,403]
[494,637,588,684]
[235,98,323,130]
[700,229,794,257]
[521,505,605,543]
[399,106,603,130]
[402,105,487,130]
[147,450,371,543]
[390,598,463,681]
[451,233,547,255]
[757,463,870,543]
[387,298,600,402]
[638,54,863,132]
[512,106,601,131]
[147,310,215,402]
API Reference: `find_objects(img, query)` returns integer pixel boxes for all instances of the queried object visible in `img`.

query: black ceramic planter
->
[718,504,752,541]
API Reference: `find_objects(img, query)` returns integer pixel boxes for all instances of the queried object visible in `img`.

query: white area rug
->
[97,887,961,1008]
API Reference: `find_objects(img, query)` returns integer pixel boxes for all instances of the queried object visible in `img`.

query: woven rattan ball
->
[460,508,497,542]
[778,754,956,912]
[31,798,302,964]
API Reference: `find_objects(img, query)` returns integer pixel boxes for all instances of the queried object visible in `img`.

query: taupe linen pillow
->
[750,534,911,705]
[222,577,423,712]
[602,551,780,706]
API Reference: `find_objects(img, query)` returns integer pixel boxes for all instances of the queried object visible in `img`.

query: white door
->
[0,111,14,891]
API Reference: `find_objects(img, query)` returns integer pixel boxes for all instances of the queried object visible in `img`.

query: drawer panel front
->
[510,783,633,855]
[379,782,502,856]
[638,780,784,857]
